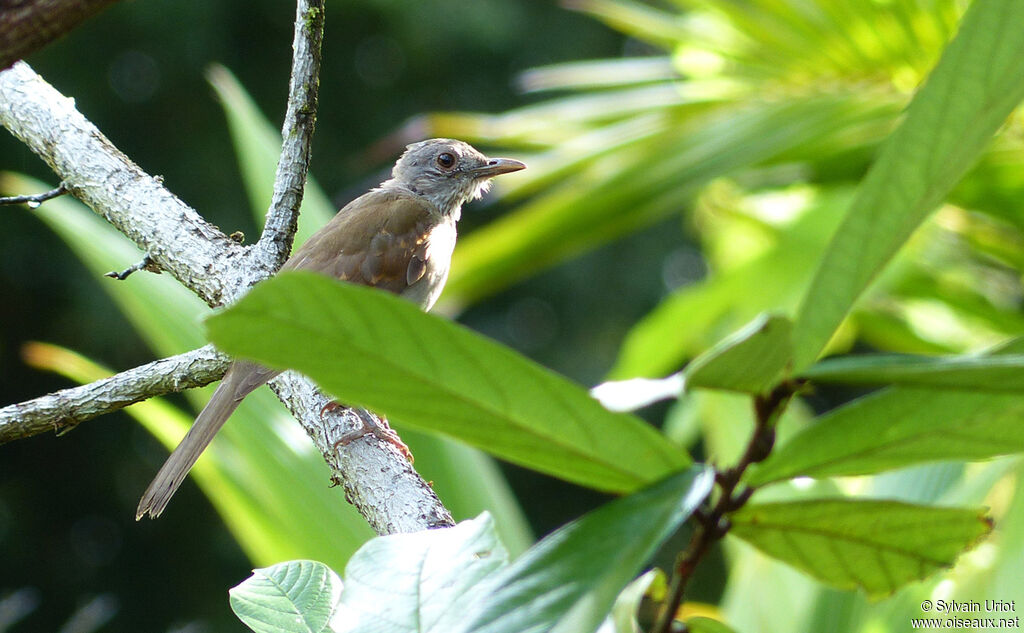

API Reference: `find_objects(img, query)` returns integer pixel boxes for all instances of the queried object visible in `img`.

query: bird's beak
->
[471,158,527,178]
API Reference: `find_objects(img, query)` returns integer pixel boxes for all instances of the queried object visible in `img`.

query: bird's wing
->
[282,189,439,294]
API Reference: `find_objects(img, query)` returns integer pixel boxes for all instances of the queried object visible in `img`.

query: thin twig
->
[104,254,161,280]
[0,345,229,444]
[651,381,799,633]
[0,182,66,206]
[255,0,325,270]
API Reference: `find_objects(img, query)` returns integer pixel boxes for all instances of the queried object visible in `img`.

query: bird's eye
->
[436,152,456,169]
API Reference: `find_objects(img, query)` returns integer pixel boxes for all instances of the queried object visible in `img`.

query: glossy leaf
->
[729,499,992,597]
[230,561,342,633]
[207,272,690,493]
[459,466,714,633]
[793,0,1024,369]
[684,313,792,394]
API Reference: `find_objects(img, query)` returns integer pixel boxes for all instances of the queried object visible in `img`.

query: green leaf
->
[729,499,992,597]
[336,514,507,633]
[749,339,1024,485]
[207,272,690,493]
[684,313,792,394]
[793,0,1024,370]
[459,466,714,633]
[799,352,1024,391]
[230,560,342,633]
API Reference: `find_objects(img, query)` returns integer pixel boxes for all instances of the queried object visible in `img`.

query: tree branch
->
[0,61,250,307]
[0,0,456,534]
[0,0,123,71]
[0,345,229,444]
[255,0,324,268]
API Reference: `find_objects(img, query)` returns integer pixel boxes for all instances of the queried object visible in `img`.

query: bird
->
[136,138,525,519]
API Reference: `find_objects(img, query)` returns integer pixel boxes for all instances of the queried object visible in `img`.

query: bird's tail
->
[135,362,270,520]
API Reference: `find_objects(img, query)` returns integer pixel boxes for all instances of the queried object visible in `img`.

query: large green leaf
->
[459,466,714,633]
[684,313,792,394]
[729,499,992,597]
[799,351,1024,391]
[231,560,342,633]
[207,272,689,493]
[749,339,1024,485]
[793,0,1024,369]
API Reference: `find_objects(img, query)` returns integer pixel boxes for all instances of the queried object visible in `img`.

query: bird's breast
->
[402,220,457,311]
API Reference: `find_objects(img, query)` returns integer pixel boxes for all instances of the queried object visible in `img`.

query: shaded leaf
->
[729,499,992,597]
[207,272,690,493]
[230,561,342,633]
[459,466,714,633]
[684,313,792,394]
[794,0,1024,369]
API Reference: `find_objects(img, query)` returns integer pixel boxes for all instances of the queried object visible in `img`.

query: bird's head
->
[384,138,525,218]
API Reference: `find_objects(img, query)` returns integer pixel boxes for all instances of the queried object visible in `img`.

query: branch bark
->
[0,0,122,71]
[0,0,455,534]
[0,346,229,444]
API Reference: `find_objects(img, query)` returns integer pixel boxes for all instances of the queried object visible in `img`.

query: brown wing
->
[282,189,438,294]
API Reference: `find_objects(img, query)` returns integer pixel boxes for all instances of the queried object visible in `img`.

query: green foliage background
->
[4,0,1024,631]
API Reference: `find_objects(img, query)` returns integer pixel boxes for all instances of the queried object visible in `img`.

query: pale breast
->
[401,220,457,311]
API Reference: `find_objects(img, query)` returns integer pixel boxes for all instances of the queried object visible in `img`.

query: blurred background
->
[4,0,1024,631]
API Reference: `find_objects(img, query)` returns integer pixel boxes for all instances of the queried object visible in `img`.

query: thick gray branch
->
[256,0,325,267]
[271,373,454,534]
[0,346,229,444]
[0,61,253,307]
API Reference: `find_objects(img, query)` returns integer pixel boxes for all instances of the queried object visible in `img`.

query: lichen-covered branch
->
[270,373,455,535]
[0,346,230,444]
[0,61,249,307]
[256,0,325,268]
[0,0,122,71]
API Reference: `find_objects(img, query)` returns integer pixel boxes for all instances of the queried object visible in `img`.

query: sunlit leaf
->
[729,499,992,597]
[335,515,507,633]
[793,0,1024,369]
[230,561,342,633]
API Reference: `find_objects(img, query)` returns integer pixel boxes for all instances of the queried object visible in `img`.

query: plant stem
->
[651,380,799,633]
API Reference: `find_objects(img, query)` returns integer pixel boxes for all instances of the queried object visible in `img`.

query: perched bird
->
[136,139,525,519]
